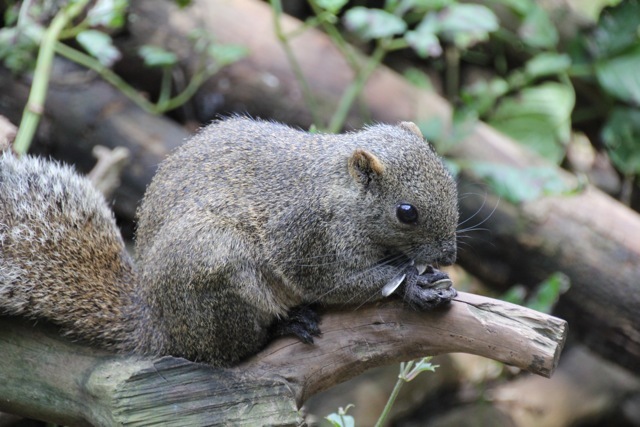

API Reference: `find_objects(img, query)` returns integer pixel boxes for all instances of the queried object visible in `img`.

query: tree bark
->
[121,0,640,371]
[0,293,566,426]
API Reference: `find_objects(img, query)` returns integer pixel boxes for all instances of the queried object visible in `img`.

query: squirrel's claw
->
[402,265,457,311]
[271,305,322,344]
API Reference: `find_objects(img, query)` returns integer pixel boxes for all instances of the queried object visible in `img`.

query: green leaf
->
[501,273,569,312]
[403,67,434,90]
[518,5,558,49]
[501,284,527,305]
[588,0,639,58]
[405,357,438,381]
[0,27,39,73]
[417,117,444,142]
[573,0,623,23]
[87,0,128,29]
[528,272,570,313]
[188,28,212,54]
[316,0,349,14]
[437,4,499,49]
[418,109,477,154]
[439,4,499,34]
[443,158,461,177]
[490,0,535,15]
[601,108,640,175]
[467,163,576,204]
[207,44,249,67]
[344,7,408,40]
[525,53,571,79]
[4,5,19,26]
[76,30,121,67]
[138,45,178,68]
[325,405,355,427]
[325,414,355,427]
[462,77,508,116]
[489,82,575,162]
[174,0,193,8]
[398,0,454,13]
[595,45,640,105]
[405,13,442,57]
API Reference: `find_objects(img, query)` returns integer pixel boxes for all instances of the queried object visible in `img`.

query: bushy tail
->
[0,153,136,349]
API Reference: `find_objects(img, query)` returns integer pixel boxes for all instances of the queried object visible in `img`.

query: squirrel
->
[0,117,458,366]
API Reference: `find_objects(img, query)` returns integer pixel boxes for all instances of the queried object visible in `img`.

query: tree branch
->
[0,292,566,426]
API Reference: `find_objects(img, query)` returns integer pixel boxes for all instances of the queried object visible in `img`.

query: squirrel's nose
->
[437,241,457,266]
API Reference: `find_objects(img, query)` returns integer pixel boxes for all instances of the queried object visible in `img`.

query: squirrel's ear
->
[348,149,385,188]
[398,121,423,139]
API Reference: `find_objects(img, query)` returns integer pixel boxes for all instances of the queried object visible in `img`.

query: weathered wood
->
[122,0,640,371]
[0,293,566,425]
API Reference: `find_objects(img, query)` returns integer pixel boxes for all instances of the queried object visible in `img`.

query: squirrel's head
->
[347,122,458,269]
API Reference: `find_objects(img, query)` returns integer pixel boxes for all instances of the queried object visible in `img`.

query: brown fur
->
[0,153,136,349]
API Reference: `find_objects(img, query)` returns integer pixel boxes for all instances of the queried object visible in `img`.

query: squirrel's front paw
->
[403,265,457,311]
[271,305,322,344]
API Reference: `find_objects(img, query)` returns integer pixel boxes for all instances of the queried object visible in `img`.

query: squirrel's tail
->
[0,153,136,349]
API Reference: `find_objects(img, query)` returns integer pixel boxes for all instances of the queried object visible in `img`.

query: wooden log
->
[123,0,640,371]
[0,60,190,231]
[0,293,566,426]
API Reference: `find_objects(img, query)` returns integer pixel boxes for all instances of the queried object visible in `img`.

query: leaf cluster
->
[304,0,639,204]
[1,0,245,153]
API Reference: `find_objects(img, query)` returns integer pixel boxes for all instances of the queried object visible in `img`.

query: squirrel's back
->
[0,152,136,348]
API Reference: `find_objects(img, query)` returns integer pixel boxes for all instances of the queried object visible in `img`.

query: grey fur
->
[0,117,458,367]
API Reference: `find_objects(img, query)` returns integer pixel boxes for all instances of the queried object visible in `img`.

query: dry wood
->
[0,292,566,426]
[88,145,131,198]
[123,0,640,371]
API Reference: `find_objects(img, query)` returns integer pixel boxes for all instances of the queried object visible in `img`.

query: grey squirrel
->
[0,117,458,366]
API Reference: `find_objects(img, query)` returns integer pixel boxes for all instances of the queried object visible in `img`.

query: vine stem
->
[270,0,323,128]
[54,42,156,113]
[373,361,414,427]
[56,42,219,115]
[307,0,361,73]
[13,0,91,154]
[327,42,387,133]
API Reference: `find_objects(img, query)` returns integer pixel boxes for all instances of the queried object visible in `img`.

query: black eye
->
[396,203,419,224]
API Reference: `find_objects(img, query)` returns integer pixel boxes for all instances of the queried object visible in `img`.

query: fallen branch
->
[88,145,131,199]
[0,292,566,426]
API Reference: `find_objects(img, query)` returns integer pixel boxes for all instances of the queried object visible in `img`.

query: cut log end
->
[453,292,568,378]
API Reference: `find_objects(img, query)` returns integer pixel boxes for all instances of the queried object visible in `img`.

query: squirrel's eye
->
[396,203,419,224]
